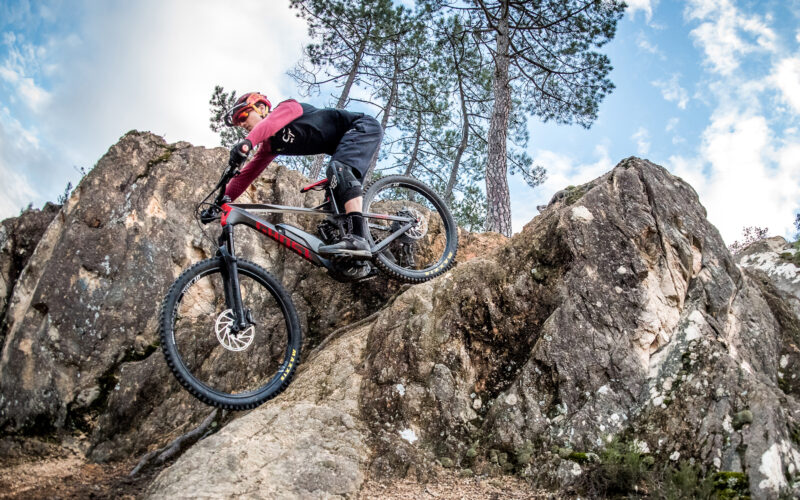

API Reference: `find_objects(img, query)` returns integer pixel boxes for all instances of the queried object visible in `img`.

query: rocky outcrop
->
[150,158,799,499]
[0,132,396,462]
[2,134,798,499]
[148,322,373,499]
[736,237,800,399]
[0,202,61,343]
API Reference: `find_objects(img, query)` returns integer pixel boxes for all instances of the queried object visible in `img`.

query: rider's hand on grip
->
[229,139,253,167]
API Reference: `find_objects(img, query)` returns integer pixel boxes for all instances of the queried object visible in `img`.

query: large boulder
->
[0,131,395,461]
[736,237,800,401]
[3,138,797,498]
[0,203,61,343]
[150,158,799,499]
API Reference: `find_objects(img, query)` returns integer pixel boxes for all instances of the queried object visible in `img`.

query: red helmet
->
[224,92,272,126]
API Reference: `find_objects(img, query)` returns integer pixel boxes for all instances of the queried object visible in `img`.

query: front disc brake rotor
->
[215,309,255,352]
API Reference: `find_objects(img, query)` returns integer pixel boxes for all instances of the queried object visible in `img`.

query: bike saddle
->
[300,178,330,193]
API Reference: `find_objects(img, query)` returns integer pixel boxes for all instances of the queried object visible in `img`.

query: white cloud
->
[652,74,689,109]
[0,109,44,218]
[636,33,663,58]
[37,1,306,160]
[510,146,614,234]
[666,117,679,132]
[632,127,651,155]
[667,154,707,198]
[0,0,309,217]
[771,57,800,114]
[667,112,800,242]
[0,36,52,112]
[678,2,800,242]
[627,0,658,23]
[685,0,777,75]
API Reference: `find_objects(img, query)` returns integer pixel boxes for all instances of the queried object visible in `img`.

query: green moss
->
[778,240,800,267]
[577,438,650,495]
[712,471,750,499]
[530,267,546,282]
[514,440,535,462]
[563,185,587,206]
[516,452,531,466]
[557,447,573,459]
[790,423,800,446]
[149,151,172,166]
[567,452,590,463]
[733,410,754,430]
[439,457,454,468]
[571,437,752,499]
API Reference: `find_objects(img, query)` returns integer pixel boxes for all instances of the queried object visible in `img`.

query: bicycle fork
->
[218,225,249,332]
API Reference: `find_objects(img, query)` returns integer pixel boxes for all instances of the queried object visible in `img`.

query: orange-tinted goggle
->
[233,104,263,125]
[224,93,271,126]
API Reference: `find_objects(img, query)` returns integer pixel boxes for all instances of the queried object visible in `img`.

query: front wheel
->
[160,258,301,410]
[363,175,458,283]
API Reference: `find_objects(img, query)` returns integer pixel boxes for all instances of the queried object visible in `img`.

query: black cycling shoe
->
[318,234,372,259]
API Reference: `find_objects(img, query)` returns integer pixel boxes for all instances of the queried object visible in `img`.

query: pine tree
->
[209,86,245,148]
[425,0,625,235]
[289,0,401,179]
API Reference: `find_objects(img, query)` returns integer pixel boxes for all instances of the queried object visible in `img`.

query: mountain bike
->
[159,158,458,410]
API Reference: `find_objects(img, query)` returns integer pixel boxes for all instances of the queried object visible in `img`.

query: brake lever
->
[199,206,221,224]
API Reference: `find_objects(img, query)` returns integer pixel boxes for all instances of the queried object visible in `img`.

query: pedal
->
[327,250,372,261]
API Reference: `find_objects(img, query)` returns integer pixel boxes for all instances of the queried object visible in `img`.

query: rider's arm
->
[224,100,304,201]
[224,147,277,201]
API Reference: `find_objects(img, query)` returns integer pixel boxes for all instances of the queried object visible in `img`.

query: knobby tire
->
[363,175,458,283]
[160,257,301,410]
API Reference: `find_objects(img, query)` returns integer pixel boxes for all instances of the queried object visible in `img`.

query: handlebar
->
[198,160,240,224]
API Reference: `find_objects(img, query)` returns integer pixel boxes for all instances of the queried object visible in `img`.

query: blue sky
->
[1,0,799,243]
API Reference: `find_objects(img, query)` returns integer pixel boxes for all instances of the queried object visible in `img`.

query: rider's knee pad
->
[326,161,363,205]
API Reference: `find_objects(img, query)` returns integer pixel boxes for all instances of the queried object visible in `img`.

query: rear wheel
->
[363,175,458,283]
[160,258,301,410]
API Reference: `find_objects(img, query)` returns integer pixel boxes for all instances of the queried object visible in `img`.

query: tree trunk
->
[364,55,397,180]
[485,2,512,236]
[445,73,470,201]
[309,36,370,180]
[403,112,422,177]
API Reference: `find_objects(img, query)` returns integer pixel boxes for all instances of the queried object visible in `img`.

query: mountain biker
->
[223,92,383,258]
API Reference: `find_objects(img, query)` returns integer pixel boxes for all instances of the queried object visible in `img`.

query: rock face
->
[736,237,800,404]
[2,136,798,499]
[0,203,61,343]
[0,132,395,462]
[149,158,799,499]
